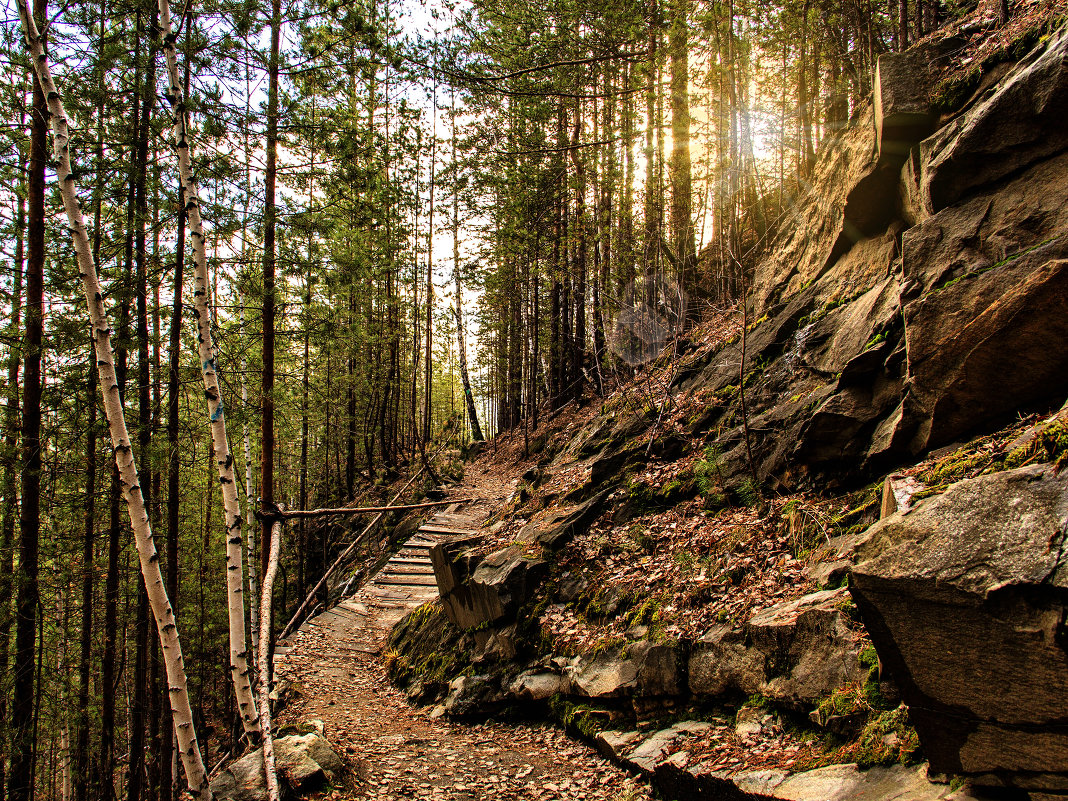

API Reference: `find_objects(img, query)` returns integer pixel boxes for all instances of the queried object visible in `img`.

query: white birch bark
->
[12,3,212,797]
[257,518,284,801]
[156,0,260,734]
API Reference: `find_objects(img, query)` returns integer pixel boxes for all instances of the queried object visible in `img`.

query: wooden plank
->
[379,566,435,576]
[311,609,356,627]
[375,575,439,587]
[337,600,369,615]
[429,513,470,524]
[416,525,478,536]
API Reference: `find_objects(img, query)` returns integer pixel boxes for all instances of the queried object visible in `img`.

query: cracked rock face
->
[850,463,1068,791]
[432,539,547,629]
[688,587,866,709]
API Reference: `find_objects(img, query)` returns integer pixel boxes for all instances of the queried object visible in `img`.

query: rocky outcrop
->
[902,246,1068,453]
[509,670,567,701]
[874,44,953,161]
[210,729,344,801]
[630,639,686,697]
[689,587,866,708]
[851,464,1068,792]
[519,490,611,549]
[921,25,1068,214]
[443,674,504,716]
[596,723,977,801]
[430,491,610,629]
[567,650,639,698]
[432,539,547,629]
[664,24,1068,488]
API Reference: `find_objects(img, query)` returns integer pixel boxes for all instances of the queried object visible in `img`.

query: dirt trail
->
[273,468,653,801]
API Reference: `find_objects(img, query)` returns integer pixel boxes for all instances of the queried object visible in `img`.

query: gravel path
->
[274,480,653,801]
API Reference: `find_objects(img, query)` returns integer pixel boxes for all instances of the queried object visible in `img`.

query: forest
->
[0,0,1020,796]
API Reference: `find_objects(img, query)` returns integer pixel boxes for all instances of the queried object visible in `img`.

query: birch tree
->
[12,1,212,796]
[156,0,261,735]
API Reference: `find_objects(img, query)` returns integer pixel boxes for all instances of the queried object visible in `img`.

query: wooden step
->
[374,575,439,587]
[379,573,435,583]
[388,557,432,566]
[380,563,435,574]
[416,525,479,537]
[311,607,360,625]
[429,513,472,524]
[337,600,369,615]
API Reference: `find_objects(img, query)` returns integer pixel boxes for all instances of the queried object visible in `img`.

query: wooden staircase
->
[273,503,480,669]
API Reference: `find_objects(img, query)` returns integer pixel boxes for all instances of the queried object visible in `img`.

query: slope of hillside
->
[383,9,1068,801]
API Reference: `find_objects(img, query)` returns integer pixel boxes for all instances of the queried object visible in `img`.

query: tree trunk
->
[451,92,483,442]
[260,0,281,626]
[241,350,259,662]
[669,0,696,319]
[424,77,438,446]
[899,0,908,50]
[129,14,160,796]
[75,353,97,801]
[156,0,260,734]
[14,1,213,796]
[0,103,26,801]
[257,519,284,801]
[9,0,47,793]
[569,108,587,395]
[643,13,660,296]
[162,45,190,800]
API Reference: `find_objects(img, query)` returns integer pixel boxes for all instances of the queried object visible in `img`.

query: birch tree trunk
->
[257,519,284,801]
[155,0,260,735]
[12,2,212,797]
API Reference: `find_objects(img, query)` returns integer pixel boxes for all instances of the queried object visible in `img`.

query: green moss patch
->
[386,602,470,688]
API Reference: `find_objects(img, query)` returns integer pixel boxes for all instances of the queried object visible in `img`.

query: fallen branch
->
[276,498,473,520]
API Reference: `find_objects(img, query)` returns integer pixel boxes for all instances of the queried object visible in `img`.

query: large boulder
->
[508,670,567,701]
[429,535,484,597]
[850,464,1068,791]
[630,639,687,697]
[655,760,979,801]
[210,732,344,801]
[901,151,1068,300]
[567,650,639,698]
[689,587,866,708]
[443,674,502,716]
[432,541,547,629]
[874,38,961,162]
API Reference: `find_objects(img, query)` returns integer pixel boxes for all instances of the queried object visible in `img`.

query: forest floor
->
[274,464,655,801]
